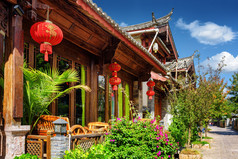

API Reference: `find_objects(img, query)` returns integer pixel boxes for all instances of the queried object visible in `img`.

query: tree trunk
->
[205,122,208,137]
[187,126,191,148]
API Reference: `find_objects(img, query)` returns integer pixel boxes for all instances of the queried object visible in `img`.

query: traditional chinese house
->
[0,0,191,157]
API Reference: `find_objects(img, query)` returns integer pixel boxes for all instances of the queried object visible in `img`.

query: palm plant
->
[22,64,91,132]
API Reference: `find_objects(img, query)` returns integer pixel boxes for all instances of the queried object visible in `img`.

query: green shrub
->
[202,136,213,139]
[105,117,179,159]
[14,153,39,159]
[64,144,111,159]
[192,140,209,145]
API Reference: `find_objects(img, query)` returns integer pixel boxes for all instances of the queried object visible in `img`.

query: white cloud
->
[201,51,238,72]
[119,22,128,27]
[176,18,236,45]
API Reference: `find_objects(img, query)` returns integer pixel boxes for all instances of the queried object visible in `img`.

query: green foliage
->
[167,55,229,146]
[228,72,238,114]
[105,117,179,159]
[14,153,39,159]
[192,140,209,146]
[168,118,188,147]
[202,136,213,139]
[64,144,111,159]
[22,64,91,132]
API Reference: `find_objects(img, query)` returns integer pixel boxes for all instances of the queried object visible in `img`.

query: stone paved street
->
[201,126,238,159]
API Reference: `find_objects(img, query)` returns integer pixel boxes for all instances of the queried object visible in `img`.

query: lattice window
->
[74,139,95,151]
[27,140,43,158]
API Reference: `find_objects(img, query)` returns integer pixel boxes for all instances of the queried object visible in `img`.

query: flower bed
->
[64,117,179,159]
[105,117,179,158]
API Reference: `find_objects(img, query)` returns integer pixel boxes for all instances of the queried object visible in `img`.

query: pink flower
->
[166,139,169,142]
[165,133,168,138]
[156,125,159,130]
[117,118,121,121]
[170,143,173,146]
[166,142,168,145]
[113,139,115,142]
[105,133,108,135]
[157,145,159,148]
[110,139,112,142]
[177,142,179,145]
[157,151,161,156]
[154,129,157,131]
[155,157,157,159]
[138,117,141,120]
[168,155,171,158]
[144,126,147,128]
[151,119,156,124]
[156,137,160,140]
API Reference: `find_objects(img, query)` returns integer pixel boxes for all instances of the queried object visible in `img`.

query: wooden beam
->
[3,15,24,124]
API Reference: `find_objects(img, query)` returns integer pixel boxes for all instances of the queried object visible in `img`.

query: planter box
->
[179,154,202,159]
[192,143,210,149]
[202,139,213,143]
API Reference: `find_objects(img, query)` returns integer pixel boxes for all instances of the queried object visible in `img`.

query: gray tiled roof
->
[165,54,195,71]
[121,9,174,32]
[80,0,168,72]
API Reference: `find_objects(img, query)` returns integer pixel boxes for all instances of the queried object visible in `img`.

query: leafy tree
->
[228,72,238,113]
[22,64,91,132]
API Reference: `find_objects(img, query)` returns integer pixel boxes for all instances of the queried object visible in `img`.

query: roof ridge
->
[121,8,174,31]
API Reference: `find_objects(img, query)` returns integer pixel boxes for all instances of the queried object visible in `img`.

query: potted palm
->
[22,64,91,133]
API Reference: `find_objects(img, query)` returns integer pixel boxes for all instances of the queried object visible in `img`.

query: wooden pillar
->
[90,59,98,122]
[3,12,30,158]
[114,91,118,118]
[105,75,109,122]
[69,62,75,126]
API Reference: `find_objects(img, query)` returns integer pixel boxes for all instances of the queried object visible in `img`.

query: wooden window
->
[75,63,87,126]
[97,75,106,122]
[57,56,72,117]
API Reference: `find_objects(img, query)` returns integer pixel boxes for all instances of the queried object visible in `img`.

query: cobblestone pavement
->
[201,126,238,159]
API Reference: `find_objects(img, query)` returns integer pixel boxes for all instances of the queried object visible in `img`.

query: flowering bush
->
[104,117,179,159]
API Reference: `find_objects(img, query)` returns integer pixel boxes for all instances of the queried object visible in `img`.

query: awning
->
[151,71,167,82]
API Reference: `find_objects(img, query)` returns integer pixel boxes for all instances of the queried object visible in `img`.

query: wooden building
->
[0,0,193,158]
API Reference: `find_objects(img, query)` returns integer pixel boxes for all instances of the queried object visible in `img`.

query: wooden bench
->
[35,115,86,136]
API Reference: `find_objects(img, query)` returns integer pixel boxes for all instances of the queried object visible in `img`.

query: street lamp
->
[53,118,68,136]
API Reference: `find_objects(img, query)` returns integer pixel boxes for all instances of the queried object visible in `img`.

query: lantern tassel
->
[149,96,153,100]
[112,85,118,91]
[45,51,48,61]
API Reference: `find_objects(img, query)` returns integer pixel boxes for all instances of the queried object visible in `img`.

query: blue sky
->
[93,0,238,85]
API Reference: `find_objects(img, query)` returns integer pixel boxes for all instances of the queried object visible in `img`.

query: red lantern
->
[30,20,63,61]
[147,80,155,87]
[109,76,121,91]
[147,80,155,100]
[146,89,155,100]
[109,62,121,72]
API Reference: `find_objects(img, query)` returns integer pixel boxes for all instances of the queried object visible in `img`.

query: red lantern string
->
[146,80,155,100]
[109,62,121,91]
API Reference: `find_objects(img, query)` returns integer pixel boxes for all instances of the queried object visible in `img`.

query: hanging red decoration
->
[147,80,155,87]
[109,62,121,91]
[109,76,121,91]
[146,80,155,100]
[30,20,63,61]
[146,89,155,100]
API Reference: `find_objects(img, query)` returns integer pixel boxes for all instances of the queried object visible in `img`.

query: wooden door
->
[154,96,162,120]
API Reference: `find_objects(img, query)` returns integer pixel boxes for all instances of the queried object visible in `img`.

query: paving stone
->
[201,126,238,159]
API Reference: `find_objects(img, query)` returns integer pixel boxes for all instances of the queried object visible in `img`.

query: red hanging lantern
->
[109,76,121,90]
[109,62,121,91]
[147,80,155,100]
[147,80,155,87]
[30,20,63,61]
[109,62,121,72]
[146,89,155,100]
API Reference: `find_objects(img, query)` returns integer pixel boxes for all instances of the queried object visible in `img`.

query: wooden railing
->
[69,132,106,150]
[26,131,52,159]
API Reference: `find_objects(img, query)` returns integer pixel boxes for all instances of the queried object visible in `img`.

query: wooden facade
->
[0,0,190,157]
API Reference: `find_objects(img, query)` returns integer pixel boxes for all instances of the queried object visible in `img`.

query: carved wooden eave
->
[71,0,168,75]
[113,42,153,77]
[29,0,112,57]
